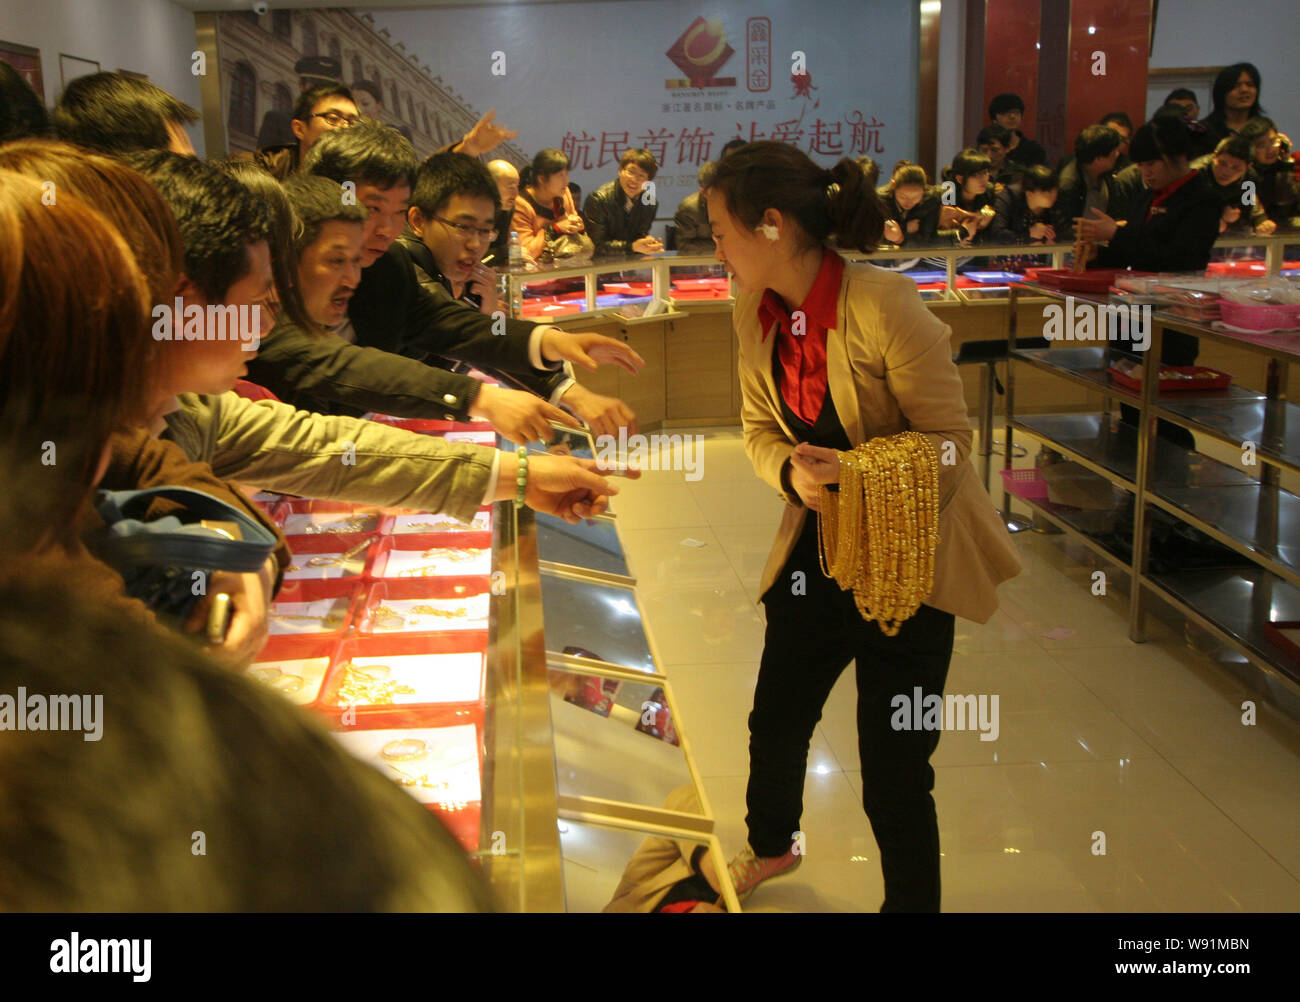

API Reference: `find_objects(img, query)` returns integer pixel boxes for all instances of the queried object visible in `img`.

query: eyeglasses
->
[435,217,499,243]
[620,165,651,183]
[310,110,360,128]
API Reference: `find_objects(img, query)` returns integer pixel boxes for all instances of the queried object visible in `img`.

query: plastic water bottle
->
[508,231,522,270]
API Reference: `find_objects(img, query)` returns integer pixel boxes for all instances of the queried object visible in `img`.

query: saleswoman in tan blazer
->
[706,142,1021,911]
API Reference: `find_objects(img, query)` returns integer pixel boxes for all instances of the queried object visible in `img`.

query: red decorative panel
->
[1065,0,1152,147]
[983,0,1043,141]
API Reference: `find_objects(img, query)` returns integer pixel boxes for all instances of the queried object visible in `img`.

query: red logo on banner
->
[746,17,771,92]
[665,16,736,89]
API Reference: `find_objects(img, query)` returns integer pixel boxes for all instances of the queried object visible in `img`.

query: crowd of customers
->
[0,46,1295,911]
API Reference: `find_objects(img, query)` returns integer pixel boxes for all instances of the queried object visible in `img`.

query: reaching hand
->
[631,235,664,254]
[457,109,519,158]
[540,329,645,375]
[1074,207,1118,243]
[467,383,580,445]
[562,383,638,441]
[502,452,641,523]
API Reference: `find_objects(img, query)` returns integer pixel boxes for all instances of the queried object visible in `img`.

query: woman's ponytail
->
[827,157,884,252]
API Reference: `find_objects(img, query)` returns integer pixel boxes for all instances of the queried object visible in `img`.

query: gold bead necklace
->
[817,432,939,636]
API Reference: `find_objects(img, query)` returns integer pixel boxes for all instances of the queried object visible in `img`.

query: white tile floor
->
[605,426,1300,912]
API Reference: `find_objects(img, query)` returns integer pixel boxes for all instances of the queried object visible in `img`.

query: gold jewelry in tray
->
[816,431,939,636]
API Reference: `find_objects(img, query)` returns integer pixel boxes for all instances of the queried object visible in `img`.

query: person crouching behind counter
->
[706,142,1021,911]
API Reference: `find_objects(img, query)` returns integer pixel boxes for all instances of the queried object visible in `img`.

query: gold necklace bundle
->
[816,431,940,636]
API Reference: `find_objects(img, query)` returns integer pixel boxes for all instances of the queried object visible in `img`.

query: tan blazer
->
[736,259,1021,624]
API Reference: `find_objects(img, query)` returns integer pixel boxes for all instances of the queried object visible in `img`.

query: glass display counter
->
[244,415,739,912]
[503,234,1299,430]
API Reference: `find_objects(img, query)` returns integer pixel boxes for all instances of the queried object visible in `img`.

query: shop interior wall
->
[1148,0,1296,139]
[368,0,918,241]
[0,0,204,155]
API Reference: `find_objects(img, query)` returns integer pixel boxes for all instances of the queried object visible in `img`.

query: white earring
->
[756,223,779,241]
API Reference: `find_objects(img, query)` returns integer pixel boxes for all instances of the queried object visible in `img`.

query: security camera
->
[252,2,269,16]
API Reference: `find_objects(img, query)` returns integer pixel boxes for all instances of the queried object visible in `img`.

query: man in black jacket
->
[398,152,639,440]
[1053,125,1122,240]
[583,148,664,256]
[989,93,1047,173]
[246,124,644,444]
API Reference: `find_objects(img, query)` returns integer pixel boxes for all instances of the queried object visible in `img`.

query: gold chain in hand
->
[816,432,939,636]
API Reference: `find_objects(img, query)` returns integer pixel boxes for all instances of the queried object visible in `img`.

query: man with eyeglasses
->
[399,152,638,440]
[582,148,665,256]
[250,83,361,180]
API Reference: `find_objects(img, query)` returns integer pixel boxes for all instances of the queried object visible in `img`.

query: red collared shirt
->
[1147,168,1200,221]
[757,248,844,426]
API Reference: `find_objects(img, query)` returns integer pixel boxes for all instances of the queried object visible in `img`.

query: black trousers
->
[746,516,955,912]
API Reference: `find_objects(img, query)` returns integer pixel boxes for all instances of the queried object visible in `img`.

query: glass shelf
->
[1012,345,1265,406]
[1152,397,1300,477]
[535,513,630,578]
[1145,566,1300,685]
[539,570,656,673]
[1149,483,1300,587]
[1010,413,1257,492]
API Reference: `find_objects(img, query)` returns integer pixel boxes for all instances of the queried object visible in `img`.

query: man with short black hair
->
[398,152,639,440]
[52,71,198,155]
[988,93,1046,172]
[1099,111,1133,169]
[1053,124,1123,240]
[247,123,643,444]
[673,161,717,255]
[251,82,360,180]
[977,123,1017,186]
[583,148,664,256]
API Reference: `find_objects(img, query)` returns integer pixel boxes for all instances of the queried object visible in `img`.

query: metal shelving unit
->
[1005,267,1300,710]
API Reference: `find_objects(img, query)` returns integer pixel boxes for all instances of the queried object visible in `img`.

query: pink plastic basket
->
[999,468,1050,501]
[1218,300,1300,331]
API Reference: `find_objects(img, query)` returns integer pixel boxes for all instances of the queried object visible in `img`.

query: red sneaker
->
[727,843,803,901]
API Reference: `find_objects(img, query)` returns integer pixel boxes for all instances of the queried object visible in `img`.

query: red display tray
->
[268,576,362,639]
[1108,365,1234,393]
[284,530,376,581]
[247,632,338,706]
[274,499,381,536]
[1057,269,1151,293]
[356,578,491,637]
[429,801,482,854]
[318,632,487,729]
[1263,620,1300,667]
[379,506,493,535]
[366,531,493,583]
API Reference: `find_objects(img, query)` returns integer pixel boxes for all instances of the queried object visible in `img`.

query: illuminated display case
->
[247,417,739,912]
